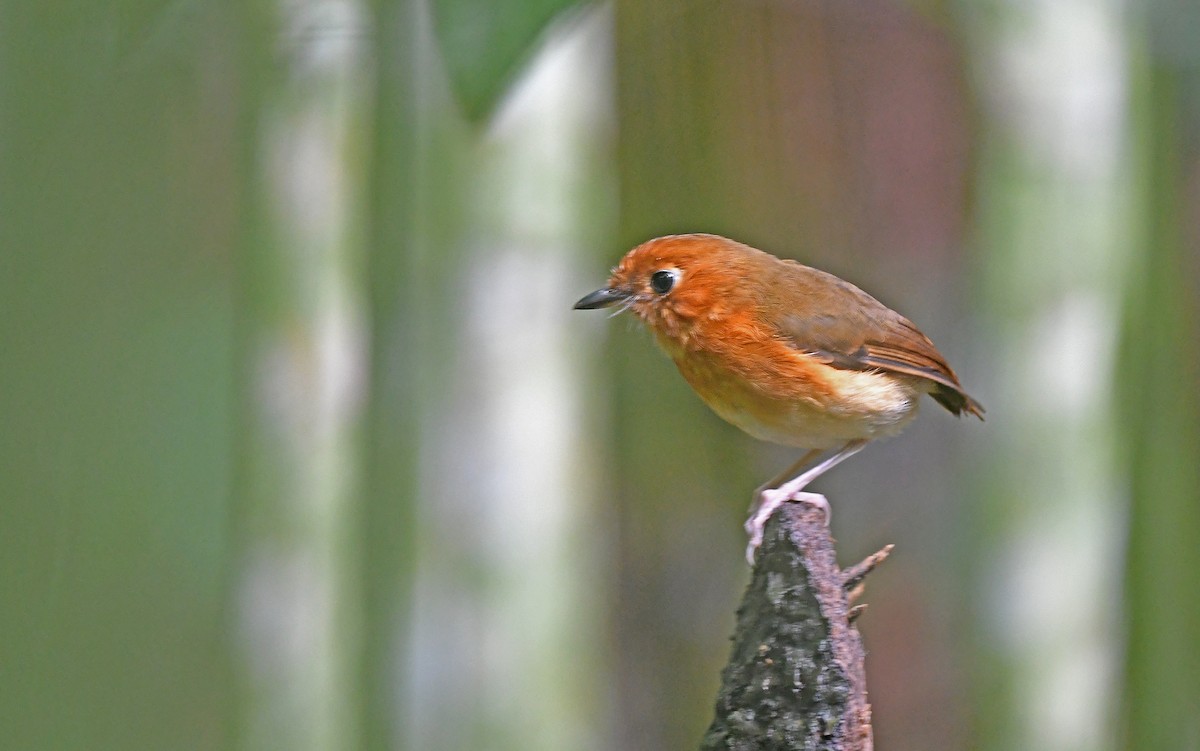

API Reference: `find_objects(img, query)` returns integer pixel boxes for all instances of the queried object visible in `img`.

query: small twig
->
[841,544,894,593]
[847,604,868,624]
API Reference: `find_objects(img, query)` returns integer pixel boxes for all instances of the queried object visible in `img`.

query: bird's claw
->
[744,491,830,564]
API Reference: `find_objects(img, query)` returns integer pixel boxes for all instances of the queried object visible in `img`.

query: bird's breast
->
[657,329,921,448]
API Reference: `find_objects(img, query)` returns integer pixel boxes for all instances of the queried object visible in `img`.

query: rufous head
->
[574,234,767,339]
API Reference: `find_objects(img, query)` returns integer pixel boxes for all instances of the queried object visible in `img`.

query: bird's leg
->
[764,439,867,512]
[745,444,858,534]
[744,439,868,564]
[749,448,823,511]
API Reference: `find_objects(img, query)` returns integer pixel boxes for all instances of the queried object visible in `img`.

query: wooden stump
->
[700,503,892,751]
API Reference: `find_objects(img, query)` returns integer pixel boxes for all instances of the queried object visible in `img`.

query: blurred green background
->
[2,1,1198,749]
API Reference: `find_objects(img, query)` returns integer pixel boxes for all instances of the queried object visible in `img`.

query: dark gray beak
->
[573,286,630,310]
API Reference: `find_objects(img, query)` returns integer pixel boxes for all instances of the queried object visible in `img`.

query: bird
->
[574,233,983,563]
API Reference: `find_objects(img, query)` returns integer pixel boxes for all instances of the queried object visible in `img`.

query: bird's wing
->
[771,265,984,418]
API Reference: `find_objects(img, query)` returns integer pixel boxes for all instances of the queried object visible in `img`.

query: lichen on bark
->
[700,503,884,751]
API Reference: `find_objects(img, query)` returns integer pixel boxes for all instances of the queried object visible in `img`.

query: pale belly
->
[671,353,921,448]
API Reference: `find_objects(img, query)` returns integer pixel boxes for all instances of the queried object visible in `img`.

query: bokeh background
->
[3,1,1198,749]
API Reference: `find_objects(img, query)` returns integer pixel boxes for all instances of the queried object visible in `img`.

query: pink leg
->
[749,448,822,511]
[744,439,868,564]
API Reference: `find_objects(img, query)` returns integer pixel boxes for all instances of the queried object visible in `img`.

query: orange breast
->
[656,323,921,448]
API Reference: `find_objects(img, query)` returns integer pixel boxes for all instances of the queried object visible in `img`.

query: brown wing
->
[769,263,985,419]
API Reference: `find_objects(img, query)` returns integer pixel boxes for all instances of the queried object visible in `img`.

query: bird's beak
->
[573,286,630,310]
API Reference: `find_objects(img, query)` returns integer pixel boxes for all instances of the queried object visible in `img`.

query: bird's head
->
[574,234,763,341]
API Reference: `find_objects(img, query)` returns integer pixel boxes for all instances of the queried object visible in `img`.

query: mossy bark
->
[701,505,888,751]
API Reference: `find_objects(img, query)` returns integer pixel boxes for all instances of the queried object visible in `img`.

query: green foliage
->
[1117,56,1200,751]
[430,0,586,122]
[0,4,240,749]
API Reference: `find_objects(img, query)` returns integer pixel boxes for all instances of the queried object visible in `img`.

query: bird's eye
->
[650,269,678,295]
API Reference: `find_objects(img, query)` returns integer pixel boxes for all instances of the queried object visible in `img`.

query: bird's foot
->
[744,490,829,564]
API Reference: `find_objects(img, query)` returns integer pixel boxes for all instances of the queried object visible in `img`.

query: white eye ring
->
[650,268,680,295]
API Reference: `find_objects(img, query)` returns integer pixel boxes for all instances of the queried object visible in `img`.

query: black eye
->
[650,269,677,294]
